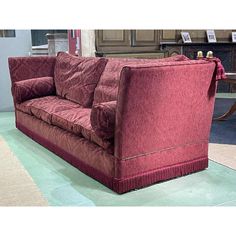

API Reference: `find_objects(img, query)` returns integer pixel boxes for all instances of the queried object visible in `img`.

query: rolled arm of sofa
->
[8,56,56,83]
[115,62,216,160]
[13,76,56,104]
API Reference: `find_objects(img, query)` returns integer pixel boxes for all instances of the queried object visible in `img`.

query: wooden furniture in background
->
[214,73,236,121]
[96,30,236,56]
[95,30,164,58]
[160,42,236,92]
[95,30,236,92]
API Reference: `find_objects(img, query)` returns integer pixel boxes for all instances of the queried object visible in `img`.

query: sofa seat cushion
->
[16,102,32,115]
[16,96,80,124]
[54,52,108,107]
[93,55,190,105]
[91,101,116,139]
[52,108,113,151]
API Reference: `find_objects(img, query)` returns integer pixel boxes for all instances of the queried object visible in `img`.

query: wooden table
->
[214,73,236,121]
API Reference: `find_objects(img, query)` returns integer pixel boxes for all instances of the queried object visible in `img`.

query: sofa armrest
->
[8,56,56,83]
[90,101,116,139]
[115,61,216,160]
[13,76,56,104]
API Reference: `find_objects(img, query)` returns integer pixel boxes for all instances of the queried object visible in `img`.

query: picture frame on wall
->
[232,32,236,42]
[181,32,192,43]
[206,30,217,43]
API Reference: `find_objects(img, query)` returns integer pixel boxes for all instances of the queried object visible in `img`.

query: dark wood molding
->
[96,50,167,59]
[160,42,236,46]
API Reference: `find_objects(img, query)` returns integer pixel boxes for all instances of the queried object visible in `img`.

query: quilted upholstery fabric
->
[16,96,80,124]
[12,55,221,193]
[16,103,32,115]
[52,108,112,151]
[13,77,55,104]
[93,55,190,104]
[115,60,216,159]
[54,52,108,107]
[16,110,115,177]
[8,56,56,83]
[90,101,116,139]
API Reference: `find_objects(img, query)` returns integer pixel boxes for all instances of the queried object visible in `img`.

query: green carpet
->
[1,112,236,206]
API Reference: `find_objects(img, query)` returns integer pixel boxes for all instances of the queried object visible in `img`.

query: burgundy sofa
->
[8,52,224,193]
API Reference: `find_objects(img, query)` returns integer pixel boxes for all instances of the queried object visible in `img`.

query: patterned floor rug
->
[209,143,236,170]
[0,137,48,206]
[210,97,236,171]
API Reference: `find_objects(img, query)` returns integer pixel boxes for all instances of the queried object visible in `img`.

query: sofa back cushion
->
[54,52,108,107]
[93,55,189,105]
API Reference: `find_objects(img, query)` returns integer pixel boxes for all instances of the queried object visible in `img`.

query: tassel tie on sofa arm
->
[203,57,226,99]
[197,51,226,81]
[210,57,227,81]
[198,52,226,81]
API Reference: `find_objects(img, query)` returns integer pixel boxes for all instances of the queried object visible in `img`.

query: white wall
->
[0,30,32,111]
[81,30,95,57]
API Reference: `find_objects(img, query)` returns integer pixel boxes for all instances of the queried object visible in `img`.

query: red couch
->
[8,52,223,193]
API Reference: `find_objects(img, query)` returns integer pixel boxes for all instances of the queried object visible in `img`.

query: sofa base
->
[16,121,208,194]
[113,157,208,193]
[16,121,114,190]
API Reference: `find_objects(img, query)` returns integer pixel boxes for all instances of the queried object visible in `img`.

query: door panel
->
[132,30,159,46]
[160,30,177,42]
[97,30,130,46]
